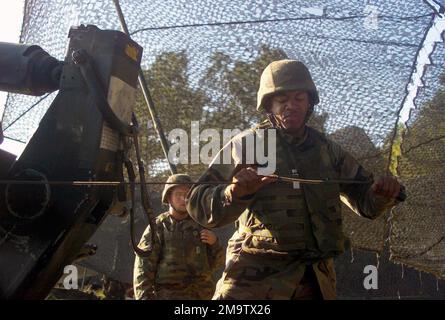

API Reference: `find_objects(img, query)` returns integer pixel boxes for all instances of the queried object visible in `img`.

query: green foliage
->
[200,45,288,131]
[388,123,405,176]
[132,46,338,179]
[133,51,208,180]
[133,46,291,179]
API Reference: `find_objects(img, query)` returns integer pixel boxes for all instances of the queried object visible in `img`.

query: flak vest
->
[155,215,211,285]
[238,127,347,260]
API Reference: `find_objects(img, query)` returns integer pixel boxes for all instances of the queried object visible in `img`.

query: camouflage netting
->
[1,0,445,286]
[390,29,445,279]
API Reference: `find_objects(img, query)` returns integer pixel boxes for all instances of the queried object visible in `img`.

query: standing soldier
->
[186,60,404,300]
[133,174,225,300]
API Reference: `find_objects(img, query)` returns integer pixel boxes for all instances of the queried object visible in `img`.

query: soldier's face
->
[169,185,190,214]
[269,90,310,133]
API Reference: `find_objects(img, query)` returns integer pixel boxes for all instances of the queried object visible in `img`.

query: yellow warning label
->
[125,44,139,62]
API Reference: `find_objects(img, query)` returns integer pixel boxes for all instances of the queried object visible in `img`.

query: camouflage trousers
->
[155,283,215,300]
[212,252,336,300]
[290,266,323,300]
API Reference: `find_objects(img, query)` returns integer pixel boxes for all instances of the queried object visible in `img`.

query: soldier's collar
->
[278,127,309,146]
[169,211,191,222]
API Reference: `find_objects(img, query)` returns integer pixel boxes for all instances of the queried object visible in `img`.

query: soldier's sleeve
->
[186,132,255,228]
[133,222,162,300]
[206,238,226,272]
[328,140,399,219]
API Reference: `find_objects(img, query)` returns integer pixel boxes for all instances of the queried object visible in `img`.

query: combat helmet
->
[256,59,319,112]
[161,173,193,204]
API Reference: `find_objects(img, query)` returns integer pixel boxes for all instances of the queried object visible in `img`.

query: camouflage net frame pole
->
[112,0,177,174]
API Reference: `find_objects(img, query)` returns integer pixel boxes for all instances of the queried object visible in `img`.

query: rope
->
[130,13,432,35]
[0,175,373,186]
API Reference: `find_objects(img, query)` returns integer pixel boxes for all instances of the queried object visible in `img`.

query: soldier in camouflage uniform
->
[133,174,225,300]
[186,60,403,300]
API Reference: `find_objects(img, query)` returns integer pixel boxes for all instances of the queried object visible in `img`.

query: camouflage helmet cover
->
[256,59,320,111]
[162,173,193,204]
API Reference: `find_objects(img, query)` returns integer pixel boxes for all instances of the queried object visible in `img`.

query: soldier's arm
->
[187,129,276,228]
[186,166,254,228]
[133,223,162,300]
[329,141,399,219]
[206,237,226,272]
[186,132,255,228]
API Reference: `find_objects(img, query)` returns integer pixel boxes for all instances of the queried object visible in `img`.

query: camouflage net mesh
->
[390,32,445,279]
[2,0,445,283]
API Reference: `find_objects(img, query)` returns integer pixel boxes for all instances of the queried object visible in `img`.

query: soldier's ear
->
[263,96,272,113]
[305,104,314,123]
[307,92,315,115]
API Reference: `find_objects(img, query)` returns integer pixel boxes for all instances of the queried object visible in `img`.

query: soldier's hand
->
[371,176,401,199]
[226,167,276,200]
[201,229,217,245]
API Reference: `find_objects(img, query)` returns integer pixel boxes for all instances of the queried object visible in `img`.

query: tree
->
[133,46,332,180]
[133,51,209,182]
[200,45,289,131]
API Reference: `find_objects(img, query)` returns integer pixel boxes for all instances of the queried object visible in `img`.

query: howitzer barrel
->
[0,42,63,96]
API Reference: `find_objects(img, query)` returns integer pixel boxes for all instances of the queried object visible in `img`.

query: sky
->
[0,0,23,41]
[0,0,443,156]
[400,2,445,125]
[0,0,25,155]
[0,0,24,113]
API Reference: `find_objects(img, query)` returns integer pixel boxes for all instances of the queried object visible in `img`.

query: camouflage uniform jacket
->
[133,212,225,300]
[186,124,399,300]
